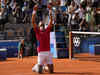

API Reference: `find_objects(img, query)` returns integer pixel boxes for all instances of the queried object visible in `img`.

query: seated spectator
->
[22,1,30,23]
[12,4,23,23]
[67,0,77,14]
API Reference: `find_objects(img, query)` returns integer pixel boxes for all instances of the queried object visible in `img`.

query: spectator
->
[41,0,48,20]
[10,0,16,11]
[67,0,77,14]
[18,39,25,59]
[67,0,77,30]
[85,3,92,31]
[74,0,80,6]
[16,0,24,8]
[70,12,79,31]
[29,0,36,11]
[76,4,88,31]
[80,0,87,10]
[24,38,32,56]
[13,3,23,23]
[55,9,63,24]
[1,0,6,9]
[63,12,68,26]
[22,1,30,23]
[0,5,9,31]
[92,0,99,8]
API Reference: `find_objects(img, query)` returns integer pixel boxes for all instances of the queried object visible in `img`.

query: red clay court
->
[0,53,100,75]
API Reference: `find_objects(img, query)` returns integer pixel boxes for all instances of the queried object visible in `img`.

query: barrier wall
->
[50,32,69,58]
[89,44,100,55]
[0,48,7,61]
[74,37,100,54]
[0,40,19,57]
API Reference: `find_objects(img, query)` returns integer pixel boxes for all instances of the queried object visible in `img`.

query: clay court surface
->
[0,53,100,75]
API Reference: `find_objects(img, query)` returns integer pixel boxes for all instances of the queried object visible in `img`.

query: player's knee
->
[47,64,54,73]
[38,65,43,74]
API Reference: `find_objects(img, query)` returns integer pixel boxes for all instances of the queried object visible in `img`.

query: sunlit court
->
[0,54,100,75]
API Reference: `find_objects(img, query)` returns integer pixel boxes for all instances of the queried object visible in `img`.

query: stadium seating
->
[0,40,19,57]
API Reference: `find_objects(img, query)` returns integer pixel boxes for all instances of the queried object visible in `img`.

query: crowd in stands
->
[54,0,100,31]
[0,0,100,32]
[0,0,35,24]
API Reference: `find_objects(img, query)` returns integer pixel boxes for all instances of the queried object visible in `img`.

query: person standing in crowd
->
[78,4,88,31]
[67,0,77,30]
[32,4,54,74]
[18,39,25,59]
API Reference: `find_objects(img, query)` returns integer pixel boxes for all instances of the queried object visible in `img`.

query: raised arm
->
[32,5,38,29]
[48,5,53,27]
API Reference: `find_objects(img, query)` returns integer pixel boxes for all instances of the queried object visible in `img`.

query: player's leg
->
[32,57,43,74]
[37,52,46,73]
[20,49,23,59]
[46,52,54,73]
[18,50,20,59]
[32,64,43,74]
[38,64,43,74]
[47,64,54,73]
[18,49,22,59]
[32,64,38,72]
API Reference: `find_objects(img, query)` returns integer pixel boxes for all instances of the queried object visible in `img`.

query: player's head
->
[39,21,45,31]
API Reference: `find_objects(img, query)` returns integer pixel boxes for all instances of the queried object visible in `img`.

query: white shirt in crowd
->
[74,0,80,6]
[75,8,85,19]
[1,0,5,8]
[10,0,16,10]
[60,0,68,6]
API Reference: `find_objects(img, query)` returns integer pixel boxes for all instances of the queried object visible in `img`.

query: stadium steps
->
[0,23,32,40]
[0,31,5,40]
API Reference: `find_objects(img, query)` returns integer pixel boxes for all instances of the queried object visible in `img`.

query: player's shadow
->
[54,72,92,75]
